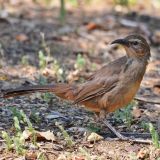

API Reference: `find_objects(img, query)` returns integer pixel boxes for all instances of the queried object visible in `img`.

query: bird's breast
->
[104,78,142,113]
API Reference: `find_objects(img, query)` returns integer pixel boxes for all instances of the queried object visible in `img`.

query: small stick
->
[106,137,152,144]
[119,138,152,144]
[135,96,160,104]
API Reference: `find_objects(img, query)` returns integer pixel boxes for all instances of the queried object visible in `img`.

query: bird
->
[2,34,150,140]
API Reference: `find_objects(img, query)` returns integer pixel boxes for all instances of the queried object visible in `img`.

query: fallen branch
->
[102,132,153,144]
[101,131,151,138]
[115,137,152,144]
[135,96,160,105]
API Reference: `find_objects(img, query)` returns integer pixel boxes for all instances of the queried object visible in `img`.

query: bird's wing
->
[89,56,127,80]
[73,57,127,104]
[74,76,118,104]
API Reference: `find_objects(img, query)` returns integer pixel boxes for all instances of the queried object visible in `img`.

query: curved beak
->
[111,38,129,46]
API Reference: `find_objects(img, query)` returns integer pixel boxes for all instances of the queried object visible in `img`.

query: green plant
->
[79,147,92,160]
[14,116,22,132]
[56,122,74,147]
[37,74,54,102]
[87,123,101,132]
[140,121,149,132]
[114,0,129,6]
[11,108,34,132]
[38,50,47,69]
[42,92,53,103]
[13,116,26,155]
[21,55,29,66]
[38,75,48,85]
[40,32,50,58]
[2,116,26,155]
[68,0,78,6]
[148,123,160,148]
[29,109,42,124]
[129,152,137,160]
[78,147,102,160]
[52,59,64,82]
[20,110,37,146]
[37,152,47,160]
[1,131,13,151]
[113,101,135,128]
[2,109,37,155]
[75,53,86,70]
[60,0,66,24]
[90,63,97,71]
[38,33,64,81]
[9,107,24,123]
[114,0,137,6]
[38,33,51,69]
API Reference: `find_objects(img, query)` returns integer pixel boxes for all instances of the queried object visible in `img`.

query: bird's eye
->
[132,41,138,45]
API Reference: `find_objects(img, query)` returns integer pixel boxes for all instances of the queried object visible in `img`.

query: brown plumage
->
[2,35,150,139]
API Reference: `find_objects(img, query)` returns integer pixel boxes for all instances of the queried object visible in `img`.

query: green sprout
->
[113,102,135,128]
[148,123,160,148]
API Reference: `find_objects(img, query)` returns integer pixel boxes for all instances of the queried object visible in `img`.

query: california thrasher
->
[2,35,150,139]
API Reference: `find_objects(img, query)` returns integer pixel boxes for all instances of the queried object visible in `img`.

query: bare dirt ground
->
[0,1,160,159]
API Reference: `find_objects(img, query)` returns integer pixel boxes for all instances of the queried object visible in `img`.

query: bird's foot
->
[96,110,130,140]
[103,120,129,140]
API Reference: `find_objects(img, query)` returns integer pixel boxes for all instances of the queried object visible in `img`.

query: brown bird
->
[2,35,150,139]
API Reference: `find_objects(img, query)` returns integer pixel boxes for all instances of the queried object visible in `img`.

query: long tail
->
[2,84,76,100]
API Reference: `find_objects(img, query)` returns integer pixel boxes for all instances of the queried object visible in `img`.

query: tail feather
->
[2,85,55,98]
[2,84,76,100]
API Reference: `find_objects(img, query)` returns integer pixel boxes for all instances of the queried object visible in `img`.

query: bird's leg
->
[94,109,107,123]
[99,109,128,140]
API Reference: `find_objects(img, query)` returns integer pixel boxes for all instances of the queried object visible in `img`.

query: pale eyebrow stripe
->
[129,39,141,43]
[129,39,145,45]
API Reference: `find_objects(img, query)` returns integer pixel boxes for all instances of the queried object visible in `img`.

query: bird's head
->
[111,35,150,60]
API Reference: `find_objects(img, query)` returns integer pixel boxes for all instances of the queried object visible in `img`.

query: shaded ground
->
[0,1,160,159]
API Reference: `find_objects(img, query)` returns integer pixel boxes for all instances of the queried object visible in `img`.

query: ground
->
[0,1,160,160]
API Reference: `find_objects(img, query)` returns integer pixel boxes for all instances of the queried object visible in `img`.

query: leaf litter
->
[0,1,160,159]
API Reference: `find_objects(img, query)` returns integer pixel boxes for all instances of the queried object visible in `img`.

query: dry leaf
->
[67,70,80,83]
[132,107,142,118]
[0,74,9,81]
[25,151,37,160]
[23,130,56,141]
[87,132,103,142]
[37,130,56,141]
[86,22,101,31]
[137,148,149,159]
[16,34,28,42]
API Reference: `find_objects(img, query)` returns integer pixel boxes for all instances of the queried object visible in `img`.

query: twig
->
[113,137,153,144]
[0,139,5,142]
[102,129,153,144]
[135,96,160,104]
[101,132,151,139]
[129,138,152,144]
